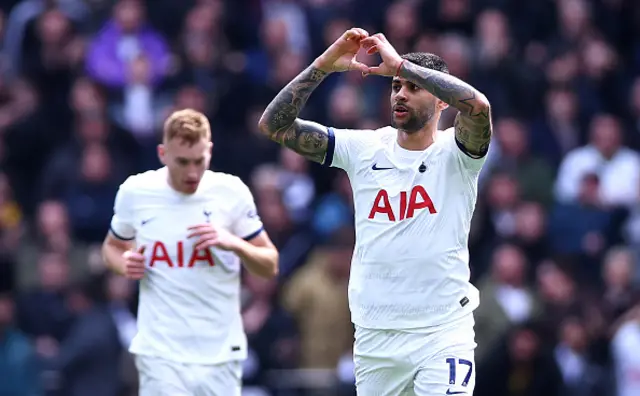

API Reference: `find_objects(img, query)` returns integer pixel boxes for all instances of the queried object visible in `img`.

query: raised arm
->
[258,28,370,163]
[257,66,331,163]
[399,61,492,158]
[361,33,492,158]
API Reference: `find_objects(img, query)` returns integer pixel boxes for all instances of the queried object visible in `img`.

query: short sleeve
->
[109,178,136,241]
[231,180,264,241]
[442,128,488,173]
[323,127,370,173]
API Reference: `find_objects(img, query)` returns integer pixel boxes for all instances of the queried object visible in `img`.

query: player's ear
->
[157,144,166,165]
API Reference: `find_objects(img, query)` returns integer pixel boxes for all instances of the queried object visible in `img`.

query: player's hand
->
[312,28,370,74]
[188,224,240,252]
[123,245,146,280]
[360,33,404,77]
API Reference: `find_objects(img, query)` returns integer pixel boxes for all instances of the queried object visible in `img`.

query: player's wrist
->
[311,58,334,74]
[227,235,245,253]
[394,59,406,77]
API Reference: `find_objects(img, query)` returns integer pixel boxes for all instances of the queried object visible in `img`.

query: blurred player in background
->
[101,109,279,396]
[259,28,492,396]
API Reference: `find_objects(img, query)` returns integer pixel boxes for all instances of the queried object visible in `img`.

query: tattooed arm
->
[398,61,492,158]
[258,28,370,163]
[257,66,331,163]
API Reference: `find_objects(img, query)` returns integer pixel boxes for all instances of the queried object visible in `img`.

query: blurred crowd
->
[0,0,640,395]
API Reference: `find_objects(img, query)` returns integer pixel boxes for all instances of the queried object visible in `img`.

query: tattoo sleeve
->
[258,65,331,164]
[399,61,492,158]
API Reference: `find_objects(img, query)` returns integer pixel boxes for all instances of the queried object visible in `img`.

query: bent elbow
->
[476,93,491,112]
[250,252,279,279]
[101,236,116,259]
[267,253,280,279]
[263,251,280,279]
[257,114,274,138]
[256,264,279,279]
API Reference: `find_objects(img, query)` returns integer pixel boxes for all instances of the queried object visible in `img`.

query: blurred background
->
[0,0,639,395]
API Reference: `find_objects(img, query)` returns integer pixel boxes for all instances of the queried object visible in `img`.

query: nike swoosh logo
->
[446,390,467,395]
[141,218,155,226]
[372,163,394,171]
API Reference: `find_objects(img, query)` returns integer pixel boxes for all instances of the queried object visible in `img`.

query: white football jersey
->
[109,167,263,364]
[325,126,485,329]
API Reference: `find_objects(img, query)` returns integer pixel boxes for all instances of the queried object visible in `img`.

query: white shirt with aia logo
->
[109,167,263,364]
[325,126,486,329]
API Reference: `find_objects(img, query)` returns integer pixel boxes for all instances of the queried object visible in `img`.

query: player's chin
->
[391,116,411,130]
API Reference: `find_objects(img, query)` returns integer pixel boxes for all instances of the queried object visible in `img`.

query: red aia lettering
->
[368,185,437,221]
[149,241,215,268]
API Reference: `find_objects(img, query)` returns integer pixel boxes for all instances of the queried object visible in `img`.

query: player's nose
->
[185,170,199,181]
[394,87,408,101]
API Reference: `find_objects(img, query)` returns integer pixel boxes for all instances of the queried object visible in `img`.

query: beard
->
[391,104,437,133]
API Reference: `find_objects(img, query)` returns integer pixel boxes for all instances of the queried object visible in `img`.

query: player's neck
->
[396,127,436,151]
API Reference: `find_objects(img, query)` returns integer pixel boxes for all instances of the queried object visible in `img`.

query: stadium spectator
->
[555,114,640,208]
[0,291,42,396]
[37,278,122,396]
[553,316,608,396]
[281,227,353,369]
[476,321,563,396]
[86,0,170,90]
[474,244,542,364]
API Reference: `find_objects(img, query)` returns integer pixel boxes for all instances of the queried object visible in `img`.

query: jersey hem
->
[351,303,478,331]
[130,350,247,365]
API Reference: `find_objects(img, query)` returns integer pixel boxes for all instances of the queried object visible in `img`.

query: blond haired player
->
[259,29,492,396]
[102,109,278,396]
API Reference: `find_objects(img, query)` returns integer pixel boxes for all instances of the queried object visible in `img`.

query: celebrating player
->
[258,28,492,396]
[102,109,279,396]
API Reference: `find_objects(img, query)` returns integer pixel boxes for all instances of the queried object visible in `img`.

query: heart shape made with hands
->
[314,29,404,77]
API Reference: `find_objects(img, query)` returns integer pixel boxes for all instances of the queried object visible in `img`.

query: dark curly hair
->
[400,52,449,74]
